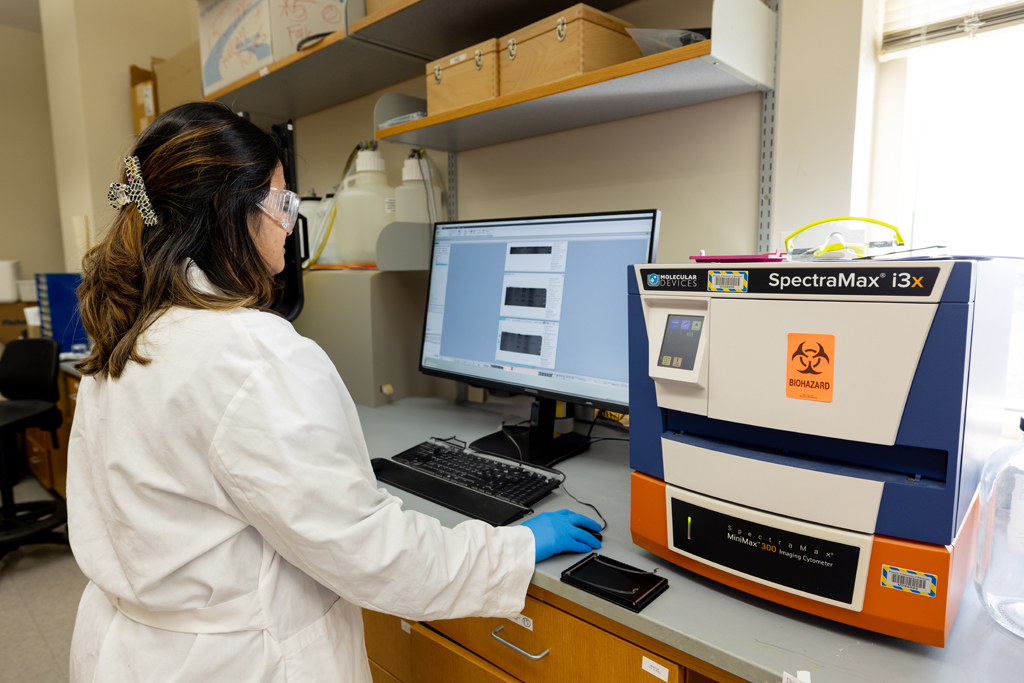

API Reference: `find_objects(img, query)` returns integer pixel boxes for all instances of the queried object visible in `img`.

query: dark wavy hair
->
[77,101,284,379]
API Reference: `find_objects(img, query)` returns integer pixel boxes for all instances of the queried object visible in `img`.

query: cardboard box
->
[499,4,641,97]
[0,302,30,345]
[155,41,203,112]
[426,39,499,116]
[130,66,158,135]
[270,0,347,60]
[198,0,275,96]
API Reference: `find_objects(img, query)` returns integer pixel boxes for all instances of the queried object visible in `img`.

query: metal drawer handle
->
[434,64,442,84]
[474,49,483,69]
[507,38,517,60]
[491,625,549,660]
[556,17,567,41]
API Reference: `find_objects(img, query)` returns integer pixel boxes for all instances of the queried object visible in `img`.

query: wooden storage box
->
[499,4,641,97]
[426,39,499,116]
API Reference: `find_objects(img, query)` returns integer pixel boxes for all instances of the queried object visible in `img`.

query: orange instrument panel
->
[630,471,977,647]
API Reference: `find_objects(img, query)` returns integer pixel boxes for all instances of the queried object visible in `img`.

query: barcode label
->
[881,564,937,597]
[892,572,928,591]
[707,270,748,292]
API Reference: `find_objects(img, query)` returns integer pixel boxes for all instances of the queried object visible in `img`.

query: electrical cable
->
[557,478,607,531]
[421,155,438,226]
[501,420,524,462]
[304,142,362,269]
[426,153,448,200]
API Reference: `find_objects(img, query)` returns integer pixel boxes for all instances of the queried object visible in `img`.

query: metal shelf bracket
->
[758,0,780,254]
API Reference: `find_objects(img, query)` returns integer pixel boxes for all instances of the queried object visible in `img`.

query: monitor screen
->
[420,211,659,410]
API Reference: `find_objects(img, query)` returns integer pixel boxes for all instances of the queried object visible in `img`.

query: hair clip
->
[108,156,158,226]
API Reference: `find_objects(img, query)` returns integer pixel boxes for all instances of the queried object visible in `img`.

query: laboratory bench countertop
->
[357,397,1023,683]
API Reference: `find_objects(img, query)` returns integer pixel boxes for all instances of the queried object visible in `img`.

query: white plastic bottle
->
[318,149,396,265]
[395,157,444,224]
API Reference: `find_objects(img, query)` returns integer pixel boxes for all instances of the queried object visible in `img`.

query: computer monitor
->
[419,210,660,467]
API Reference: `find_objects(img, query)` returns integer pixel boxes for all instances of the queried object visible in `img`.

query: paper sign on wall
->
[786,333,835,403]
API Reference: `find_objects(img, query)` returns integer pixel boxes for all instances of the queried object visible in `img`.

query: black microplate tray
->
[560,553,669,613]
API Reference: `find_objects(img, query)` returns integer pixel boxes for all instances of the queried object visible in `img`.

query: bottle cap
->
[356,149,386,173]
[403,158,424,182]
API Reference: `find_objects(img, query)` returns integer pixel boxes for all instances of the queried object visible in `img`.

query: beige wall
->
[0,23,65,279]
[774,0,882,246]
[296,78,445,197]
[39,0,198,272]
[457,93,762,263]
[866,57,908,227]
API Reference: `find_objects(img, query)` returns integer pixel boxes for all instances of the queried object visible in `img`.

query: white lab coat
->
[66,268,535,682]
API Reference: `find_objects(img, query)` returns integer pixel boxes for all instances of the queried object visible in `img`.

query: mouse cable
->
[555,476,608,531]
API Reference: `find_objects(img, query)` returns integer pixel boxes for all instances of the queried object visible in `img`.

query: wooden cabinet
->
[23,428,52,489]
[430,595,681,683]
[369,660,403,683]
[363,610,415,683]
[19,372,76,498]
[411,623,520,683]
[360,585,746,683]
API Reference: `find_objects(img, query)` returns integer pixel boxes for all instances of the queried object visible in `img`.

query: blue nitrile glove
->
[522,509,602,562]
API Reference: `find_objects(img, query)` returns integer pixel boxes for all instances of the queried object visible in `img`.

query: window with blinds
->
[882,0,1024,57]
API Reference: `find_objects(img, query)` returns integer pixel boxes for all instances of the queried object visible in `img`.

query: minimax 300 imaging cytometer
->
[627,259,1013,646]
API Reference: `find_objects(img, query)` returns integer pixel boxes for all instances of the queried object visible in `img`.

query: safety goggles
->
[259,187,300,234]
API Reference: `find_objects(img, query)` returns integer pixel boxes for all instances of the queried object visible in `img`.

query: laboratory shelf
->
[375,0,776,152]
[205,0,633,127]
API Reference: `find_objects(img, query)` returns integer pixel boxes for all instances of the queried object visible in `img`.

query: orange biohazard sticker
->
[786,333,835,402]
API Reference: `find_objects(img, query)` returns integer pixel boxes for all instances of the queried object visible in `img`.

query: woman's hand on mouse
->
[522,509,602,562]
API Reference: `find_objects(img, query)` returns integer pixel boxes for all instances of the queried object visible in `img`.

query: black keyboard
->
[371,440,561,526]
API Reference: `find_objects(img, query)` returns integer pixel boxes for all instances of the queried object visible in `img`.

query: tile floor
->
[0,477,88,683]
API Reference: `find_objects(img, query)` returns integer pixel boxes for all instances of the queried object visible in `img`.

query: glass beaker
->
[975,416,1024,639]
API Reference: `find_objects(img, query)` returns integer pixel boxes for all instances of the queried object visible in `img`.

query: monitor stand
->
[470,397,591,468]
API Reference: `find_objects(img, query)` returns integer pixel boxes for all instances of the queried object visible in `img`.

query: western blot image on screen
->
[495,317,559,369]
[500,332,543,356]
[500,273,564,321]
[509,246,553,255]
[504,241,567,272]
[505,287,547,308]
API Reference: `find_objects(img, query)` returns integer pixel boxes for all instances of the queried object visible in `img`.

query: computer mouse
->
[587,530,603,543]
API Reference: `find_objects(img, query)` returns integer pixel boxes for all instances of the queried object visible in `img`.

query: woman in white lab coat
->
[67,102,601,683]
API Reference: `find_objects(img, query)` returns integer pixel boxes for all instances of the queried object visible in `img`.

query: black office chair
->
[0,338,68,560]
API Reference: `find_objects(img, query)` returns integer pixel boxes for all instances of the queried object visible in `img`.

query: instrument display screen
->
[657,315,704,370]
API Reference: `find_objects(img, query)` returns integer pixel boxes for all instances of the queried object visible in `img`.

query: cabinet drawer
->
[24,428,52,489]
[411,623,520,683]
[429,595,680,683]
[363,610,414,683]
[369,659,402,683]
